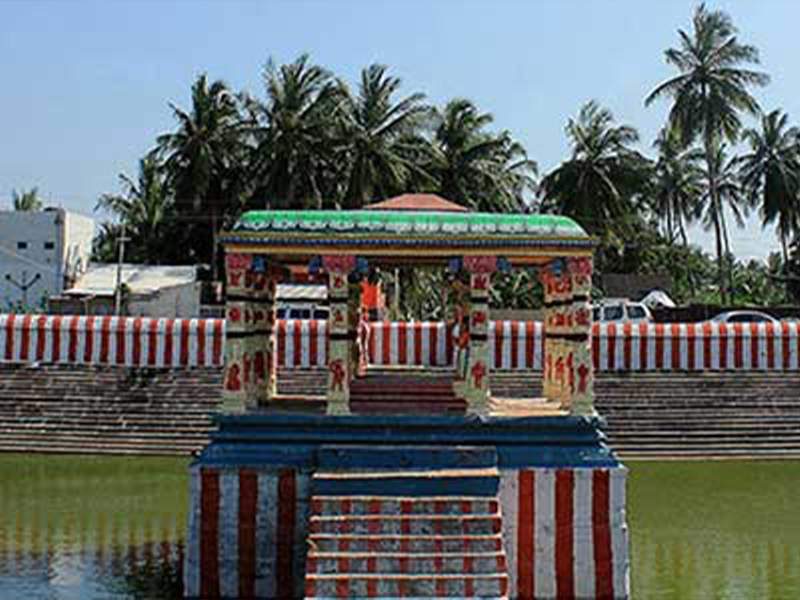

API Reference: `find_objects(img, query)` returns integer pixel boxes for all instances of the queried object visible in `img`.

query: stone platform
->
[184,413,629,599]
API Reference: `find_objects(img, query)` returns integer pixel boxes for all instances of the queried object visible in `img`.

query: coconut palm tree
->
[540,100,650,239]
[248,54,344,209]
[651,126,704,245]
[738,109,800,263]
[698,143,750,295]
[339,64,433,208]
[156,73,246,276]
[95,156,173,264]
[12,187,42,211]
[430,99,536,212]
[645,3,769,301]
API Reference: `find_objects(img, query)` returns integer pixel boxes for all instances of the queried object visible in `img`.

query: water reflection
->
[1,455,799,599]
[628,461,800,600]
[0,454,187,599]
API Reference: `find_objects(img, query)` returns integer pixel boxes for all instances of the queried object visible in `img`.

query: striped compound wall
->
[184,467,311,600]
[500,468,628,600]
[0,314,224,368]
[5,314,800,372]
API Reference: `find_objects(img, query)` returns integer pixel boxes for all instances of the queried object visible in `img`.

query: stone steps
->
[305,451,508,598]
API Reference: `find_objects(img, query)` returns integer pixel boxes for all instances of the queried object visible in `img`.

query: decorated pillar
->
[222,253,276,412]
[541,256,594,414]
[461,255,497,414]
[322,255,357,415]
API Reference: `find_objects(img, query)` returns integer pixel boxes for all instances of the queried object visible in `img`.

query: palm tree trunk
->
[211,206,219,282]
[704,136,726,304]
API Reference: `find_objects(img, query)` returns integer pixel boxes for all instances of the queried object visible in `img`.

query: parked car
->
[592,300,653,324]
[710,310,779,324]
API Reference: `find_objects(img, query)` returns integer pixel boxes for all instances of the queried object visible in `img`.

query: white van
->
[592,299,652,324]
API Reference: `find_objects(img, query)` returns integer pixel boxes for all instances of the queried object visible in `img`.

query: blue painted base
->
[194,413,620,470]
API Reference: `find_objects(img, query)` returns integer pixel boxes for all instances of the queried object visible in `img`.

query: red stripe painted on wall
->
[430,325,439,366]
[19,315,32,361]
[132,318,142,365]
[292,322,302,367]
[180,320,190,366]
[52,316,62,361]
[196,319,206,366]
[163,319,174,367]
[510,321,520,369]
[621,323,632,371]
[35,315,47,360]
[212,319,224,366]
[555,469,575,600]
[397,324,407,365]
[592,470,614,600]
[99,316,112,364]
[276,320,286,367]
[686,323,696,370]
[238,469,258,599]
[116,318,126,364]
[525,322,535,370]
[200,469,220,599]
[671,324,681,370]
[517,470,535,599]
[147,319,159,366]
[309,320,319,367]
[495,322,504,369]
[276,469,296,599]
[3,314,14,361]
[702,322,712,370]
[83,317,95,363]
[67,316,79,362]
[766,323,776,369]
[638,322,648,370]
[653,324,664,370]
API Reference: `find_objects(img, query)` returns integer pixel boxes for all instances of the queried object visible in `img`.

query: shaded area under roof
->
[364,193,469,212]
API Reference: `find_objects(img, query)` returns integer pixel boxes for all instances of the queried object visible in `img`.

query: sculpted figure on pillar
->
[460,255,498,414]
[541,257,595,415]
[322,255,358,415]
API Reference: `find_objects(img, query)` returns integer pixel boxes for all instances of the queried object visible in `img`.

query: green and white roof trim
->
[230,210,589,239]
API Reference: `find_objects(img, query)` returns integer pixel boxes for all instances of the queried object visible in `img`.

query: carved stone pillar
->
[461,256,497,414]
[222,253,272,412]
[541,257,594,414]
[323,255,357,415]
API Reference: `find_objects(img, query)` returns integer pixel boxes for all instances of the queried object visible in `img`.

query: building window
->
[17,242,27,250]
[44,242,55,250]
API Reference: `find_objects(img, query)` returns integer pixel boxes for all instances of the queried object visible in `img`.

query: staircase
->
[304,445,509,599]
[492,370,800,458]
[0,364,218,455]
[349,370,465,414]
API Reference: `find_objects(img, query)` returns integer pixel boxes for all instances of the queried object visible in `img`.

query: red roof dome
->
[364,193,469,213]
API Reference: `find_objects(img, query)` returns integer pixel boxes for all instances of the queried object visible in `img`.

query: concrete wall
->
[0,209,93,310]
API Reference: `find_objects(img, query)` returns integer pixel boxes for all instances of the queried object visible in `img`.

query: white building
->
[0,209,94,311]
[50,263,202,318]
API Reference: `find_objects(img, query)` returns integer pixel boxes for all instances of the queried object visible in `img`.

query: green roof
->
[230,210,588,239]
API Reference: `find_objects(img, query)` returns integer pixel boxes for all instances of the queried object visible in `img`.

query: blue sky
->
[2,0,799,261]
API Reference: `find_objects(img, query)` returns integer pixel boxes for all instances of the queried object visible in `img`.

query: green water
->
[0,455,798,599]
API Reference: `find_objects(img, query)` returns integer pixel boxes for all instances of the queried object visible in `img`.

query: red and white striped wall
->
[6,314,800,372]
[184,467,311,600]
[490,321,544,370]
[367,321,454,367]
[275,319,328,368]
[593,321,800,371]
[0,314,223,367]
[499,467,629,600]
